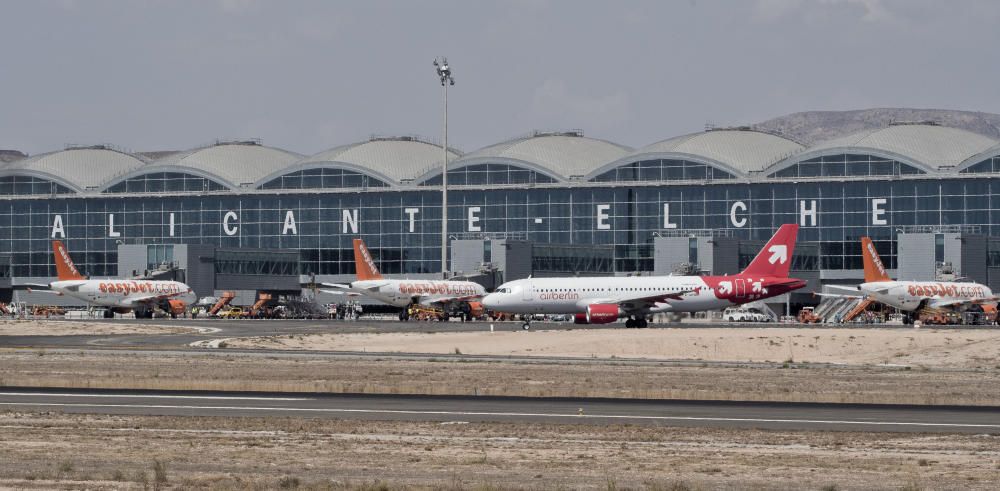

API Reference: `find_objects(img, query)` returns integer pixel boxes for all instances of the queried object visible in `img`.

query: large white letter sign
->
[799,200,817,227]
[467,207,481,232]
[872,198,887,225]
[404,208,419,233]
[51,215,65,238]
[223,211,239,236]
[596,205,611,230]
[730,201,748,228]
[108,214,121,237]
[342,209,359,234]
[663,203,678,229]
[282,210,297,235]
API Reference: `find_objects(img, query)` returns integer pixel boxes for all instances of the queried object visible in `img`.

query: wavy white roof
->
[146,142,303,188]
[792,124,998,170]
[0,147,146,191]
[270,137,459,186]
[592,130,804,178]
[5,123,1000,193]
[436,132,632,181]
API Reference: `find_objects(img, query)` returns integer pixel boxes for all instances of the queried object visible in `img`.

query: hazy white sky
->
[2,0,998,155]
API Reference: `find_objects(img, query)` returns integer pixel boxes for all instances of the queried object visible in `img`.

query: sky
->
[2,0,999,156]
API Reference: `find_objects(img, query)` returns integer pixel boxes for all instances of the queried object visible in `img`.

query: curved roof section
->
[771,124,998,174]
[955,143,1000,172]
[262,136,458,187]
[422,131,632,182]
[589,130,804,179]
[143,141,303,189]
[0,146,146,192]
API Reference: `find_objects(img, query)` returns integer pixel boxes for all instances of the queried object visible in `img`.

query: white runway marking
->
[0,392,310,401]
[0,402,997,429]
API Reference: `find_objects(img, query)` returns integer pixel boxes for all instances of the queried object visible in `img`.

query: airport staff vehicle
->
[321,239,487,321]
[723,306,770,322]
[27,241,195,318]
[824,237,1000,324]
[482,224,804,329]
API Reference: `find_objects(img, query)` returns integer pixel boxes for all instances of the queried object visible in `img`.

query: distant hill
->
[752,108,1000,145]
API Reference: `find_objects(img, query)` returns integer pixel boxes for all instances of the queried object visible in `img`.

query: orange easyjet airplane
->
[320,238,486,320]
[26,241,195,318]
[824,237,999,324]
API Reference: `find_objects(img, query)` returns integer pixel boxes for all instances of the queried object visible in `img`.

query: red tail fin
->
[52,240,85,281]
[861,236,891,282]
[740,224,799,277]
[353,239,383,281]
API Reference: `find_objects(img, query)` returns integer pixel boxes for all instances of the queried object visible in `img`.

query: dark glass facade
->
[258,168,388,190]
[0,176,73,196]
[591,159,735,182]
[769,154,924,178]
[5,173,997,278]
[104,172,228,194]
[420,164,556,186]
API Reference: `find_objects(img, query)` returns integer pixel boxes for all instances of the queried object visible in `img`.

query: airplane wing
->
[20,283,53,289]
[319,289,363,297]
[25,288,62,296]
[812,291,865,299]
[319,282,353,289]
[122,291,189,307]
[423,294,483,306]
[587,289,696,314]
[927,296,1000,309]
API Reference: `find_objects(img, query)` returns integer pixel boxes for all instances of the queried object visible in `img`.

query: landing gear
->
[103,309,114,319]
[624,316,649,328]
[521,316,531,330]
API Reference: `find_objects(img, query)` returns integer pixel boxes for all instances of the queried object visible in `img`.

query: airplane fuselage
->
[483,275,805,315]
[349,279,486,308]
[860,280,993,312]
[50,279,195,309]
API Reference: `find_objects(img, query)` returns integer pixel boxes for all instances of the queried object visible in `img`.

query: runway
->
[2,388,998,433]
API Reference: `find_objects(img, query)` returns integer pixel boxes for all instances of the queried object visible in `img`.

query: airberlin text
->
[47,199,891,238]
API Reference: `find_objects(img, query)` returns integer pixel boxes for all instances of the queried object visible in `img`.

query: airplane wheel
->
[522,322,530,330]
[638,318,648,328]
[625,318,635,328]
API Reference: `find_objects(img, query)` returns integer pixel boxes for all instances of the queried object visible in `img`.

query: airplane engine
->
[574,313,588,324]
[167,300,187,316]
[586,304,621,324]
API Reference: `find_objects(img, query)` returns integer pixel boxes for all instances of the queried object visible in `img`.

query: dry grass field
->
[0,411,997,490]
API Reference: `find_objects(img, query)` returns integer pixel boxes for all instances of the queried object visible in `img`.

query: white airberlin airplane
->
[483,224,805,329]
[27,241,196,318]
[826,236,999,324]
[322,239,487,320]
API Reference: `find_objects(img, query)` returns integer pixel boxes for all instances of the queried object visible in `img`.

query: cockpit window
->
[495,287,510,293]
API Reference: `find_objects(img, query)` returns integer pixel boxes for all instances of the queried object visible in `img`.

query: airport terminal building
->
[4,122,1000,306]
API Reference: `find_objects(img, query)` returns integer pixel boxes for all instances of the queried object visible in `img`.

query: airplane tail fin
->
[861,236,891,283]
[352,238,383,281]
[52,240,85,281]
[740,224,799,277]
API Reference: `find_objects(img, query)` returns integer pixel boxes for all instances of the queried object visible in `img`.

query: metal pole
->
[434,57,454,280]
[442,78,448,279]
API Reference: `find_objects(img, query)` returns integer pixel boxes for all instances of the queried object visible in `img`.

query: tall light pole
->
[434,57,454,279]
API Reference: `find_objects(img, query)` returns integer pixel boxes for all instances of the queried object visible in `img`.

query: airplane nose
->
[482,294,499,309]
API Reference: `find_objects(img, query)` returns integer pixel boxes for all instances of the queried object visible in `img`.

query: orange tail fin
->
[52,240,85,281]
[861,236,891,282]
[352,239,383,281]
[740,224,799,277]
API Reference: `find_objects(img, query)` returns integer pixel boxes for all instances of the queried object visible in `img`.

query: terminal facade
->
[4,123,1000,305]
